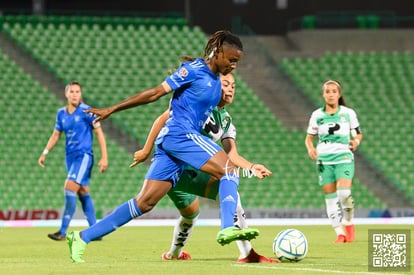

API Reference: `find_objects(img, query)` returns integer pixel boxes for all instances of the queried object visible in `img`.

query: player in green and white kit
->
[305,80,363,243]
[131,73,276,262]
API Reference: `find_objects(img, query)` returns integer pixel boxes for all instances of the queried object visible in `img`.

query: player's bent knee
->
[179,199,199,217]
[136,199,157,213]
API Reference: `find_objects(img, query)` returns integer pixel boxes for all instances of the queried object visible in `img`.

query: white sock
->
[325,193,345,236]
[337,188,354,226]
[234,192,252,258]
[169,213,199,258]
[236,241,252,258]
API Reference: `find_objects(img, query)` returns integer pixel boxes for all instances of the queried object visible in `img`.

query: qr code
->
[369,229,411,272]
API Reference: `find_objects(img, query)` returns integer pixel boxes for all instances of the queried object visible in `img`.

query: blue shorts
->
[65,152,94,186]
[146,129,222,187]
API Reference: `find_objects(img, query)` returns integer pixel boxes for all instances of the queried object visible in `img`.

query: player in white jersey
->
[131,73,275,262]
[38,82,108,241]
[305,80,363,243]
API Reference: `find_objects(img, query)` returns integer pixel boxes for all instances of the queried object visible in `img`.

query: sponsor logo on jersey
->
[204,118,220,134]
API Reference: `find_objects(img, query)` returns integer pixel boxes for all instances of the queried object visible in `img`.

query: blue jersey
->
[148,58,223,185]
[165,58,222,133]
[55,102,97,156]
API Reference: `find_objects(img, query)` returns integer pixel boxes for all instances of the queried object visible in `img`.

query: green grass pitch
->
[0,224,412,275]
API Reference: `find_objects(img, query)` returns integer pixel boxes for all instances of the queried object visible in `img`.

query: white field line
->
[232,263,406,275]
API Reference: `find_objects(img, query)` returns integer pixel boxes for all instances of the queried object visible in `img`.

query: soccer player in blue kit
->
[38,81,108,241]
[131,72,276,263]
[66,30,260,263]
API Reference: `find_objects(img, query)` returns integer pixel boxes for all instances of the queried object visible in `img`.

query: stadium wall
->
[1,0,414,34]
[1,207,413,223]
[286,29,414,53]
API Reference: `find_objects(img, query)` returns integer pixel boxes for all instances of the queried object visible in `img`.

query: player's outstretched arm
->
[222,138,271,178]
[85,82,172,123]
[130,109,170,168]
[250,164,272,178]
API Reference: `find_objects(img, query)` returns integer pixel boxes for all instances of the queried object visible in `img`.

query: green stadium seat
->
[302,15,316,29]
[1,15,398,210]
[281,51,414,203]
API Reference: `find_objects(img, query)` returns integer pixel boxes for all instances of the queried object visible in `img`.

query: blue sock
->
[81,198,142,243]
[79,193,97,226]
[59,190,77,235]
[218,174,239,229]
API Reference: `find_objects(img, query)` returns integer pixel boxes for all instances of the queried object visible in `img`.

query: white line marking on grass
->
[232,264,405,275]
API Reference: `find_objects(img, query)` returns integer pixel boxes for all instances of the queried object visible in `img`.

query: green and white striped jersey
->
[202,106,236,143]
[307,105,360,164]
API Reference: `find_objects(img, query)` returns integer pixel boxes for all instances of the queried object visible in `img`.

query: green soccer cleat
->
[216,226,260,246]
[67,231,86,263]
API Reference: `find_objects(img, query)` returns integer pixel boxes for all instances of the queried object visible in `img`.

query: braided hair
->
[203,30,243,60]
[179,30,243,63]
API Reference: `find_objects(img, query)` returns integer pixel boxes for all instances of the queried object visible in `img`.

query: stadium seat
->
[280,51,414,202]
[0,15,392,211]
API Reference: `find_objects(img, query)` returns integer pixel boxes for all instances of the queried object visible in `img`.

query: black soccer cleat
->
[47,231,66,241]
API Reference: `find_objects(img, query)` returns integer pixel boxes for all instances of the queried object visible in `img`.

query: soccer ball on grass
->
[272,228,308,262]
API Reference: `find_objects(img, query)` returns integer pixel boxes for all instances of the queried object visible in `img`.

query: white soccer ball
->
[273,228,308,262]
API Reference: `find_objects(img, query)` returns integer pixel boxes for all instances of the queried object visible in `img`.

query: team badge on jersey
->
[178,68,188,78]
